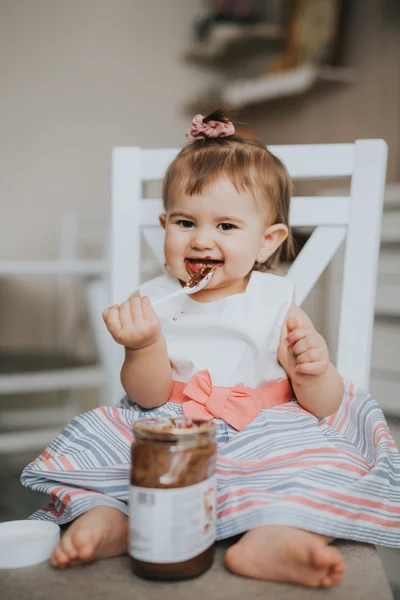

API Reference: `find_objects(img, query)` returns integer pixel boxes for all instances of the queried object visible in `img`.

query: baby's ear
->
[159,213,167,230]
[258,223,288,262]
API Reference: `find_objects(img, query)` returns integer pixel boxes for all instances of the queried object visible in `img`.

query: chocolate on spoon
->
[183,264,214,289]
[152,265,216,306]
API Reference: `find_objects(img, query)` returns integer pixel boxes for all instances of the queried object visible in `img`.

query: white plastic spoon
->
[152,265,215,306]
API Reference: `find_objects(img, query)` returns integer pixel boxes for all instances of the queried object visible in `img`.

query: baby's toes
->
[51,539,76,568]
[73,528,98,562]
[328,560,346,584]
[332,557,346,573]
[50,547,67,568]
[320,573,335,588]
[320,566,345,588]
[311,544,343,570]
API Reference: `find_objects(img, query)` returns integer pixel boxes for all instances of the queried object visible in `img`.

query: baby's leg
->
[51,506,128,567]
[225,525,346,588]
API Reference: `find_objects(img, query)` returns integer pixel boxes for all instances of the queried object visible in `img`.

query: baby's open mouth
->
[185,258,224,274]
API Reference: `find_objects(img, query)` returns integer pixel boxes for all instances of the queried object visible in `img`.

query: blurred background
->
[0,0,400,590]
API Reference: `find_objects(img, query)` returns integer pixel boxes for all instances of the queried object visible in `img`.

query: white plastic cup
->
[0,520,60,569]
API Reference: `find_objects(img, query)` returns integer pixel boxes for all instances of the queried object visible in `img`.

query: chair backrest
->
[110,141,387,404]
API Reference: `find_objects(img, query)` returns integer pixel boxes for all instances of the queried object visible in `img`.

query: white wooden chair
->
[1,141,392,600]
[0,212,108,453]
[109,140,387,406]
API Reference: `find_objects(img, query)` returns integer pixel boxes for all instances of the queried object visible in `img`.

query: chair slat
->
[270,144,354,179]
[0,367,105,394]
[337,139,388,388]
[289,226,347,305]
[290,197,349,226]
[138,144,355,181]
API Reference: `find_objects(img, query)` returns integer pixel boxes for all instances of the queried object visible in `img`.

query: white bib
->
[139,270,294,388]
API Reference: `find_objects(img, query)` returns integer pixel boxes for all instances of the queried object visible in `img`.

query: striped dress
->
[21,271,400,547]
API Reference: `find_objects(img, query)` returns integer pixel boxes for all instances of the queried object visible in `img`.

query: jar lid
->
[133,417,216,440]
[0,520,60,569]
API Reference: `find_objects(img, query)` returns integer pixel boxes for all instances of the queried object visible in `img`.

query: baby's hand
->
[285,317,329,386]
[102,293,161,350]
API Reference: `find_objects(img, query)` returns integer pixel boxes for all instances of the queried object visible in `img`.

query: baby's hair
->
[162,109,295,271]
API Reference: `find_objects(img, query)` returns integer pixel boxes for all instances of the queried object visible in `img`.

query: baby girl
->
[22,111,400,588]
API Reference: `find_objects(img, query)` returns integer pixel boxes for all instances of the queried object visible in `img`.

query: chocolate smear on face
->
[184,264,214,289]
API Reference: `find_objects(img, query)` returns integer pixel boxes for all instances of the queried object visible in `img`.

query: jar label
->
[129,475,216,563]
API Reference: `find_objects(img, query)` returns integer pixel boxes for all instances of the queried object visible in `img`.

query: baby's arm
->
[103,293,172,408]
[278,304,344,418]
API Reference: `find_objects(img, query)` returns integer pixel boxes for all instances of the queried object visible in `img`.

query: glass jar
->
[130,417,217,581]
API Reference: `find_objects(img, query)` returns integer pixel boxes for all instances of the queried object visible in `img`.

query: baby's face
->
[161,178,268,300]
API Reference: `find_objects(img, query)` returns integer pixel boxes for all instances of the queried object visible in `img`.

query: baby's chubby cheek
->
[224,253,257,275]
[164,253,189,279]
[164,243,182,265]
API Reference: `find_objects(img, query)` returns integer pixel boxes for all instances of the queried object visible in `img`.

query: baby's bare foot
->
[225,525,346,588]
[51,506,128,568]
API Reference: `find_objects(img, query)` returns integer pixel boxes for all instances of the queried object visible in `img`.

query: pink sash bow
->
[169,370,293,431]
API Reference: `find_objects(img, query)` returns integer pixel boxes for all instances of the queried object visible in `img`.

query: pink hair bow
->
[186,114,235,141]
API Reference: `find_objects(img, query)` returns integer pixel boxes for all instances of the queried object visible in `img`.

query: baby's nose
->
[190,229,215,250]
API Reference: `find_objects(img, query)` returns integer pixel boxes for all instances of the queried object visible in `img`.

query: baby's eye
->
[217,223,236,231]
[177,219,194,228]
